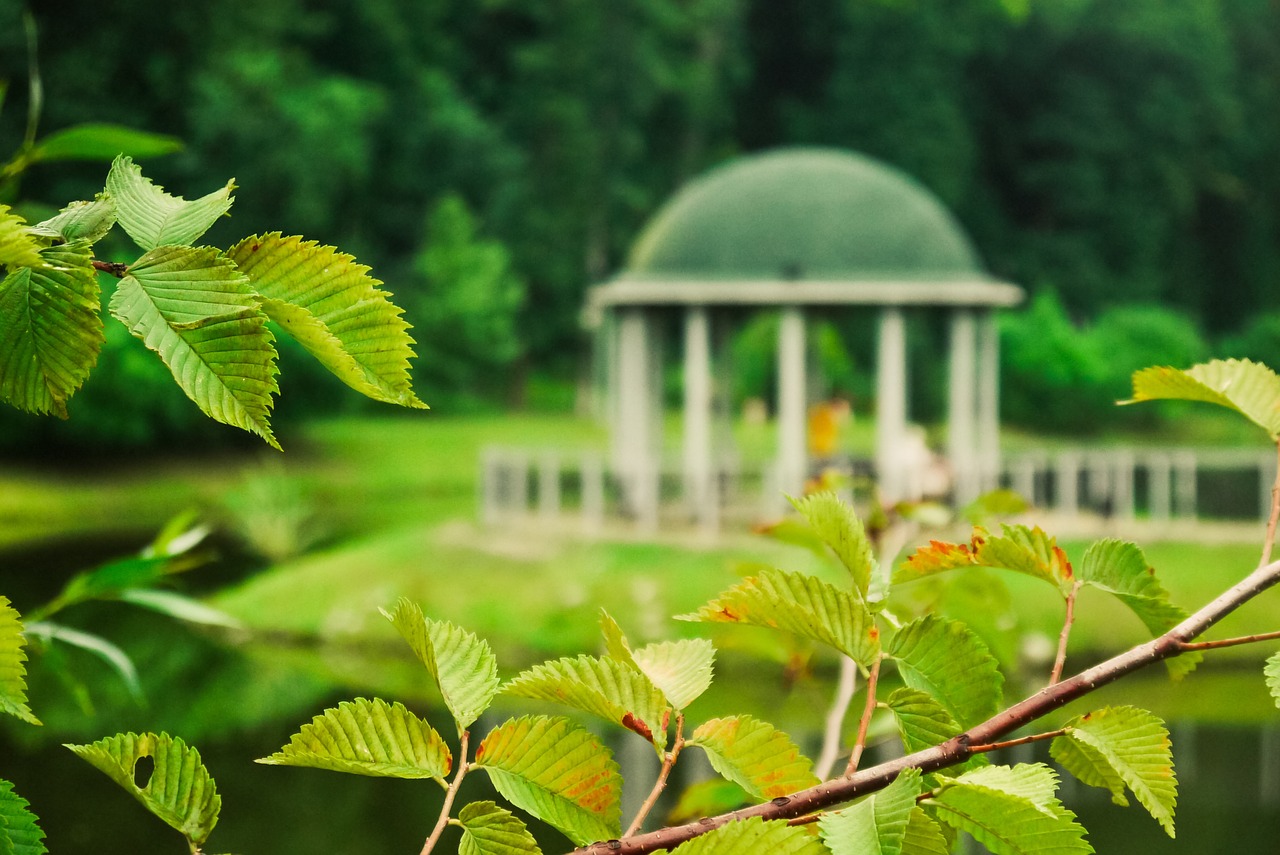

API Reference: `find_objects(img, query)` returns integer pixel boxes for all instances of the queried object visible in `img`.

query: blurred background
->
[3,1,1280,852]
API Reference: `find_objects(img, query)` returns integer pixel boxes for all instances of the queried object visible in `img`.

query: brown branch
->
[1175,628,1280,653]
[570,556,1280,855]
[968,728,1066,755]
[1263,440,1280,567]
[92,259,128,278]
[623,714,685,837]
[420,730,470,855]
[843,656,881,776]
[1049,581,1081,686]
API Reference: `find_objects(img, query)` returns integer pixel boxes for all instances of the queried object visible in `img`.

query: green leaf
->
[952,764,1061,811]
[788,491,874,597]
[598,609,632,662]
[1077,539,1199,679]
[1050,733,1126,806]
[929,778,1092,855]
[25,621,141,701]
[30,124,182,163]
[109,244,279,448]
[475,716,621,846]
[1265,650,1280,709]
[0,241,103,418]
[66,732,220,847]
[458,801,543,855]
[34,197,117,244]
[666,778,752,824]
[503,654,669,750]
[227,233,424,408]
[1125,359,1280,438]
[689,715,819,801]
[889,615,1002,728]
[381,599,499,731]
[0,597,38,725]
[884,689,986,773]
[116,589,242,629]
[0,205,45,271]
[105,156,233,250]
[900,808,950,855]
[819,768,921,855]
[256,697,451,781]
[677,568,881,670]
[0,778,47,855]
[666,817,826,855]
[632,639,715,711]
[1053,706,1177,837]
[44,553,174,614]
[897,525,1074,596]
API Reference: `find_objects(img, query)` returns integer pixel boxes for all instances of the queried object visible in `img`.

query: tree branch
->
[967,728,1066,755]
[1049,581,1081,686]
[92,259,128,278]
[420,730,470,855]
[623,714,685,837]
[569,556,1280,855]
[843,655,881,776]
[1176,628,1280,653]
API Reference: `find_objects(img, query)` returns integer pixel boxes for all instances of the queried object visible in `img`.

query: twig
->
[570,556,1280,855]
[1263,440,1280,567]
[1049,581,1081,686]
[420,730,470,855]
[1176,629,1280,653]
[967,729,1066,754]
[623,714,685,837]
[814,657,857,780]
[92,259,128,278]
[844,656,881,776]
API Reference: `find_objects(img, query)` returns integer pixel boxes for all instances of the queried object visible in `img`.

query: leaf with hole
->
[257,698,451,781]
[689,715,818,801]
[0,597,38,725]
[475,716,620,847]
[105,156,233,250]
[66,732,220,848]
[382,599,499,731]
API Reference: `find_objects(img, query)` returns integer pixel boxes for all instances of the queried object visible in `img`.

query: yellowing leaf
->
[475,716,620,846]
[0,778,47,855]
[897,525,1073,597]
[0,242,103,418]
[788,491,875,597]
[382,599,499,731]
[819,768,921,855]
[677,568,880,670]
[889,616,1002,728]
[256,698,451,781]
[503,654,669,750]
[1125,359,1280,438]
[227,233,424,409]
[689,715,818,801]
[109,244,279,447]
[0,597,38,725]
[105,156,234,250]
[66,732,220,848]
[666,817,826,855]
[458,801,543,855]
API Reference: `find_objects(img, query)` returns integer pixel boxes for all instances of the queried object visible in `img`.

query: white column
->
[1057,452,1079,515]
[877,307,908,504]
[683,306,714,526]
[948,310,978,505]
[1148,454,1171,522]
[977,310,1001,492]
[614,307,658,526]
[777,306,808,498]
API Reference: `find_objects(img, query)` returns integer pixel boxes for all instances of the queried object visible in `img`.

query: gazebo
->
[586,147,1023,528]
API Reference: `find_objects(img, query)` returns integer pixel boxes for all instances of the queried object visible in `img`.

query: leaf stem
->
[624,713,685,837]
[1049,581,1081,686]
[1176,628,1280,652]
[92,259,128,278]
[1262,439,1280,567]
[814,656,857,780]
[844,656,881,776]
[420,730,470,855]
[967,728,1066,754]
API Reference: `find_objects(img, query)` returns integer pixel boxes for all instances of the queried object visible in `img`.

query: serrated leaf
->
[0,241,103,418]
[503,654,668,750]
[475,716,620,846]
[689,715,818,801]
[30,123,182,164]
[1056,706,1177,837]
[632,639,715,711]
[929,781,1092,855]
[666,817,826,855]
[227,233,424,408]
[889,616,1002,728]
[66,732,220,847]
[1051,732,1127,806]
[382,599,499,731]
[952,764,1061,813]
[897,525,1073,596]
[458,801,543,855]
[885,689,985,773]
[35,197,117,244]
[105,156,233,250]
[788,491,874,597]
[109,244,279,448]
[1125,359,1280,438]
[25,621,141,701]
[0,778,47,855]
[0,597,38,725]
[0,206,45,271]
[598,609,632,662]
[901,808,950,855]
[819,768,921,855]
[1078,540,1199,679]
[1266,651,1280,709]
[256,698,451,780]
[677,568,880,670]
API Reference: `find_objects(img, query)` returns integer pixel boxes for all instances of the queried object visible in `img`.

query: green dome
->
[625,148,984,281]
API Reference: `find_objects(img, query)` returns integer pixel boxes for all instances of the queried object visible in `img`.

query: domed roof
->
[624,148,984,281]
